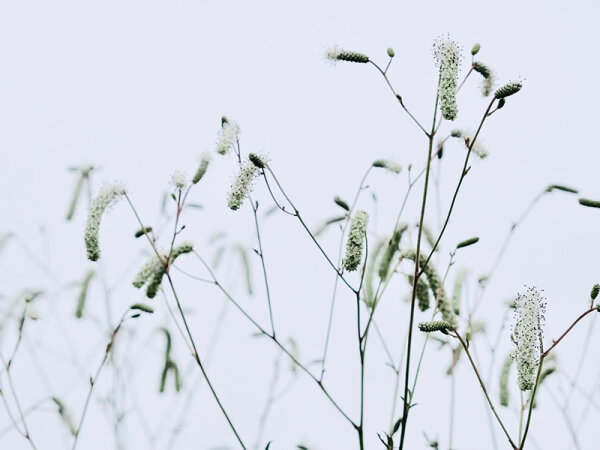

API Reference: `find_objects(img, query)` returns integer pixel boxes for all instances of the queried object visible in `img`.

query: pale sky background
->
[1,1,600,449]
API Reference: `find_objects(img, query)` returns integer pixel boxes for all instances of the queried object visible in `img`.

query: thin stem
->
[125,195,247,449]
[72,316,125,450]
[520,306,597,449]
[320,166,372,381]
[250,198,276,337]
[0,354,37,450]
[263,167,357,294]
[369,60,429,136]
[420,98,496,273]
[193,252,358,429]
[452,328,518,449]
[398,75,440,450]
[542,307,595,358]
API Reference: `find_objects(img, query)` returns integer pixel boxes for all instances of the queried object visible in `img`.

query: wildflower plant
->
[84,183,126,261]
[6,32,600,450]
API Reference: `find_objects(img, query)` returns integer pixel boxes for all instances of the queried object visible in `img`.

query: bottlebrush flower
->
[84,183,126,261]
[434,36,461,121]
[511,286,545,391]
[227,157,265,211]
[192,152,211,184]
[343,211,369,271]
[216,121,240,155]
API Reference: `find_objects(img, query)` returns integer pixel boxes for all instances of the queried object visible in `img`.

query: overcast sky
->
[1,1,600,449]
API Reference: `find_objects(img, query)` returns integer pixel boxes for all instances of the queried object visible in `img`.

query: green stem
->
[125,196,247,449]
[452,329,518,450]
[520,306,596,449]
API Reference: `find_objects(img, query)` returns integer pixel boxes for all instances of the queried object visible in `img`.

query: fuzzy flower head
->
[84,183,127,261]
[192,152,211,184]
[473,62,494,97]
[324,46,370,64]
[170,171,188,191]
[372,159,402,174]
[342,211,369,272]
[434,36,461,121]
[132,242,193,298]
[452,130,489,159]
[227,159,262,211]
[216,120,240,155]
[511,286,546,391]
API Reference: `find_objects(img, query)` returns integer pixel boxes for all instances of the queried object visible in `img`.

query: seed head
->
[372,159,402,174]
[434,36,461,121]
[324,46,370,64]
[84,183,126,261]
[512,286,546,391]
[452,130,489,159]
[342,211,369,272]
[170,171,188,190]
[216,121,240,155]
[499,351,515,406]
[248,153,269,169]
[473,62,494,97]
[192,152,211,184]
[418,320,452,333]
[227,159,261,211]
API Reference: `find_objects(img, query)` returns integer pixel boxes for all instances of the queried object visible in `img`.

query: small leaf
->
[334,196,350,211]
[130,303,154,314]
[456,237,479,249]
[392,416,403,434]
[546,184,578,194]
[579,198,600,208]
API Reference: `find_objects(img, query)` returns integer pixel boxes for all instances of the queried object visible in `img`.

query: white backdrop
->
[1,1,599,449]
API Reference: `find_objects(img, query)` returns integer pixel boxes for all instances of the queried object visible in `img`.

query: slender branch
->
[369,60,429,136]
[250,198,277,337]
[193,252,358,429]
[398,74,440,450]
[419,98,496,273]
[451,328,518,450]
[320,166,372,381]
[520,306,597,449]
[72,316,125,450]
[125,195,248,449]
[262,167,357,294]
[542,307,595,358]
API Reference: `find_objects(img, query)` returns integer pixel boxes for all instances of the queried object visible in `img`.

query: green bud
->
[249,153,268,169]
[591,284,600,300]
[130,303,154,314]
[546,184,578,194]
[387,47,395,58]
[497,98,506,109]
[418,320,452,333]
[192,152,211,184]
[134,227,153,238]
[471,43,481,55]
[494,81,522,99]
[579,198,600,208]
[334,196,350,211]
[325,48,369,64]
[456,237,479,249]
